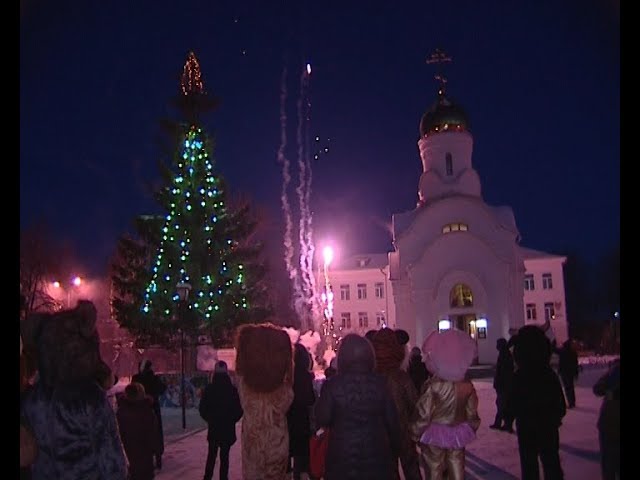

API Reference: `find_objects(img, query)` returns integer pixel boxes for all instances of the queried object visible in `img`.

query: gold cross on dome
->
[426,49,452,96]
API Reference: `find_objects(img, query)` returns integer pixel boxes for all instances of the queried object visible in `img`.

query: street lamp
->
[52,276,82,308]
[175,281,192,430]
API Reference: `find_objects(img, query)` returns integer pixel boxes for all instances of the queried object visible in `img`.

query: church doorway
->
[453,314,479,365]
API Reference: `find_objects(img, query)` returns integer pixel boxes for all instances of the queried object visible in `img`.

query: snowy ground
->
[154,364,611,480]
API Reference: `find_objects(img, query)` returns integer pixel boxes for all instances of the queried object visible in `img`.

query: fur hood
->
[21,301,108,387]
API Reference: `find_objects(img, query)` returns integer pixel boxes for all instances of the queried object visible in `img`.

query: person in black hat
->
[199,361,243,480]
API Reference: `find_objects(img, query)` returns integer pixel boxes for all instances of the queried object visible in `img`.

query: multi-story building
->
[320,253,397,337]
[521,247,568,344]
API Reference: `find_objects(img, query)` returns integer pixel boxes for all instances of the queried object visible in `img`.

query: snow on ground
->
[155,365,611,480]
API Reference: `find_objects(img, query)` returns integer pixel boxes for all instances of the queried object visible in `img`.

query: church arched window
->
[450,283,473,308]
[445,152,453,176]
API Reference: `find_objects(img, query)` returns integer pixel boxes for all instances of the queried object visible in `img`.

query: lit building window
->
[358,312,369,328]
[450,284,473,308]
[340,284,350,301]
[442,223,468,234]
[374,282,384,299]
[357,283,367,300]
[544,303,555,321]
[542,273,553,290]
[476,318,487,339]
[376,312,385,326]
[438,319,451,332]
[341,312,352,329]
[524,274,535,291]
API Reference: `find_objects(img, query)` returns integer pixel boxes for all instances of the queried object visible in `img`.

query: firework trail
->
[302,67,320,326]
[278,66,303,310]
[295,65,314,330]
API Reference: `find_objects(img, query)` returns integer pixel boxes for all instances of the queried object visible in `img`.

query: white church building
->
[323,84,568,365]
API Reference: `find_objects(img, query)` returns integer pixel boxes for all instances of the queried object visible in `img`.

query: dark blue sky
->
[20,0,619,277]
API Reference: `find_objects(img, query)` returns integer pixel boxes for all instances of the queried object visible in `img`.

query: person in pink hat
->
[410,328,481,480]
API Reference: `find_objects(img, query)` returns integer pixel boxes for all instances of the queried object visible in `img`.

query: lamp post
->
[52,276,82,308]
[175,281,192,430]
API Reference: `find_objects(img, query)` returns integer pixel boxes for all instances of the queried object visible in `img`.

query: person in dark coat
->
[20,301,128,480]
[490,338,515,432]
[314,333,401,480]
[556,339,579,408]
[372,328,422,480]
[287,343,317,480]
[407,346,430,395]
[117,382,159,480]
[507,325,566,480]
[198,361,243,480]
[132,359,167,469]
[593,358,620,480]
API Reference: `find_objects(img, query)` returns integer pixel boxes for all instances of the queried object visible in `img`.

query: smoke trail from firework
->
[299,64,323,331]
[278,66,302,310]
[296,66,313,330]
[303,76,320,324]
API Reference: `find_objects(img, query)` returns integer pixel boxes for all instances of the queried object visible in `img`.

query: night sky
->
[20,0,620,279]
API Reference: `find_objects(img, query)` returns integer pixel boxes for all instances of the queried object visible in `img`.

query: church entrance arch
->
[449,283,479,364]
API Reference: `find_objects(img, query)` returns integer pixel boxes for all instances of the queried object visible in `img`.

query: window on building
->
[544,303,555,321]
[375,282,384,299]
[376,312,385,326]
[445,152,453,176]
[358,312,369,328]
[340,284,350,301]
[542,273,553,290]
[450,284,473,308]
[524,274,535,291]
[526,303,537,321]
[357,283,367,300]
[442,223,469,234]
[341,312,352,329]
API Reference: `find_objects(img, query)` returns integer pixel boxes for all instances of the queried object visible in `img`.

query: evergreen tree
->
[111,51,270,348]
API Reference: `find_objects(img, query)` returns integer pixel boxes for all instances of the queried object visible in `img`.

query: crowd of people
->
[19,299,619,480]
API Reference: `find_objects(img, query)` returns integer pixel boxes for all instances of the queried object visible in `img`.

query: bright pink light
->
[52,281,61,288]
[306,63,312,75]
[72,276,82,287]
[323,246,334,266]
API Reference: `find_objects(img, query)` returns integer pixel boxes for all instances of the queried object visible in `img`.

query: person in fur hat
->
[410,328,481,480]
[234,323,294,480]
[117,382,160,480]
[371,328,421,480]
[20,301,128,480]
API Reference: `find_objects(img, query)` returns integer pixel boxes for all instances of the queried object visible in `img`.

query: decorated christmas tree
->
[111,52,270,347]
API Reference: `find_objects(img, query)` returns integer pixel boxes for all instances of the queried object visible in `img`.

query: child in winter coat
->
[410,328,481,480]
[117,382,160,480]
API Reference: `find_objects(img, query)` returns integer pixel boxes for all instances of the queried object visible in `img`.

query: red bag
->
[309,428,330,479]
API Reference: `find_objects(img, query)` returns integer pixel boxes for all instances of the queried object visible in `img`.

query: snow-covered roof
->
[519,246,566,261]
[332,253,389,271]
